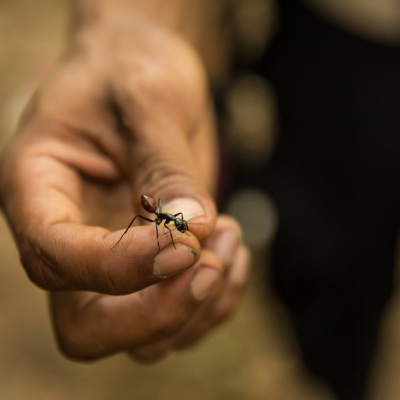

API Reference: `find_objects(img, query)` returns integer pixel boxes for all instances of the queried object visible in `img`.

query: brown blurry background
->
[1,1,400,399]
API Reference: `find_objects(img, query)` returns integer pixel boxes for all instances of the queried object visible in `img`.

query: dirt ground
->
[1,1,400,399]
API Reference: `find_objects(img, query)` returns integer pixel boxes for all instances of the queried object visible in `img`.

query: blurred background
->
[1,0,400,399]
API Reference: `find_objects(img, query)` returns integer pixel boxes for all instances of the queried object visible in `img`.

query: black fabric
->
[232,1,400,399]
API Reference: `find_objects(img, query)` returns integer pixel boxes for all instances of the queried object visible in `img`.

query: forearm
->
[70,0,233,84]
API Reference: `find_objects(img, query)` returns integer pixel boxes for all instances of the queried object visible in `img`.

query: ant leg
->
[164,221,176,248]
[155,223,161,251]
[158,197,162,213]
[184,220,189,232]
[160,223,189,237]
[111,215,155,248]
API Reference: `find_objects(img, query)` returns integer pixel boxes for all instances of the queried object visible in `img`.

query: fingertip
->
[202,215,244,267]
[190,266,221,301]
[229,245,252,288]
[214,214,243,241]
[153,243,197,278]
[188,249,224,301]
[109,222,202,287]
[212,230,240,267]
[161,193,217,241]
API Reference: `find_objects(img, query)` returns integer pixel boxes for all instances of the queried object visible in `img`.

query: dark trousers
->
[235,1,400,398]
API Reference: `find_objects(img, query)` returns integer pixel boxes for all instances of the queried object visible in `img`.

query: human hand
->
[0,16,250,360]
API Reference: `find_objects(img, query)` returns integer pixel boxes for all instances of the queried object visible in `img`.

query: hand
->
[0,18,250,360]
[51,215,250,361]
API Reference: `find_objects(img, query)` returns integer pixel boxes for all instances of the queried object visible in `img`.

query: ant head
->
[176,219,188,233]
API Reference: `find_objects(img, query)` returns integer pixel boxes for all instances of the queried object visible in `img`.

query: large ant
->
[112,194,189,250]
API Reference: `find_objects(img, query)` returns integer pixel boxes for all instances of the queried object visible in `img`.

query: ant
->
[112,194,189,251]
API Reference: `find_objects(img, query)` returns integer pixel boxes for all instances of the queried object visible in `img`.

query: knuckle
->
[213,287,243,322]
[115,67,185,113]
[52,310,103,361]
[55,328,97,361]
[20,244,66,291]
[229,275,247,295]
[149,318,178,341]
[129,346,168,364]
[111,52,205,135]
[214,300,236,322]
[148,309,187,341]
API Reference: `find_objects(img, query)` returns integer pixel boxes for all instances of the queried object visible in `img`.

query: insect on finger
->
[112,194,191,251]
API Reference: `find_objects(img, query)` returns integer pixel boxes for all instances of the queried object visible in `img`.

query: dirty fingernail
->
[153,244,197,278]
[190,266,220,301]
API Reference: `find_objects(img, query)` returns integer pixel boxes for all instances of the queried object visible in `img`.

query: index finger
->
[3,152,201,294]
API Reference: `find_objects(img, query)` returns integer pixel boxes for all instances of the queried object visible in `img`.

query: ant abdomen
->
[141,194,158,214]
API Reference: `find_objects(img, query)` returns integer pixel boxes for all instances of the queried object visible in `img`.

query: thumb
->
[125,127,218,247]
[106,118,218,292]
[105,142,217,293]
[108,42,218,290]
[112,68,218,247]
[111,141,218,258]
[108,32,218,247]
[107,117,218,279]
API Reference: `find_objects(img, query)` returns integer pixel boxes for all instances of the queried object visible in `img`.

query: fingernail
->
[153,244,197,278]
[213,230,239,266]
[230,247,251,286]
[190,266,220,301]
[162,197,204,221]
